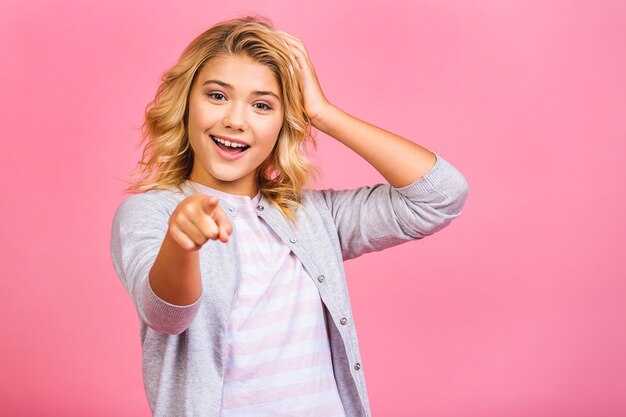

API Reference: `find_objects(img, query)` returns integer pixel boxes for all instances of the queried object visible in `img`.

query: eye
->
[207,92,226,101]
[254,102,272,111]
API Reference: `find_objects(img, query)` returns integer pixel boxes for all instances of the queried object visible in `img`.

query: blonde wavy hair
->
[124,15,320,224]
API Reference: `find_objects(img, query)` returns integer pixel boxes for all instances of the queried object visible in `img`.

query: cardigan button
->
[317,275,325,283]
[340,317,348,325]
[354,362,361,371]
[289,236,297,243]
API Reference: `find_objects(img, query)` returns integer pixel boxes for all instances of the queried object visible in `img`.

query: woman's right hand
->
[167,194,233,251]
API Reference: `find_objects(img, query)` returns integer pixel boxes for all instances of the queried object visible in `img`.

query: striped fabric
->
[188,182,346,417]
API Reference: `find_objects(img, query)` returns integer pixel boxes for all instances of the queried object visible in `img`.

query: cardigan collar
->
[182,180,262,209]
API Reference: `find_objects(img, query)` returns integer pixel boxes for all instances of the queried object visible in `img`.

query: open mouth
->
[210,135,251,154]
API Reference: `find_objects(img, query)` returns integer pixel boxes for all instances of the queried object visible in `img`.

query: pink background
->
[1,0,625,415]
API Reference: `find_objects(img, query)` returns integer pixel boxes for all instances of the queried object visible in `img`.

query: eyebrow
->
[201,79,281,101]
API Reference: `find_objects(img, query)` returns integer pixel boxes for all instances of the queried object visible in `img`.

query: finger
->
[201,195,220,216]
[212,206,233,241]
[180,215,212,246]
[217,225,230,243]
[282,32,306,53]
[286,45,312,74]
[277,31,309,57]
[189,198,221,241]
[219,221,233,243]
[284,46,306,71]
[284,39,308,58]
[277,30,301,43]
[189,210,220,241]
[198,196,230,242]
[169,223,201,251]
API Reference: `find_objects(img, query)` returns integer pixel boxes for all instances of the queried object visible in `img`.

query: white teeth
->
[212,135,248,148]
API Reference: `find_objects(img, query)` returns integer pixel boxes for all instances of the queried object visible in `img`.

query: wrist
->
[310,102,336,132]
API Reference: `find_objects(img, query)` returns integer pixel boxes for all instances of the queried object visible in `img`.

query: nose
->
[222,102,248,131]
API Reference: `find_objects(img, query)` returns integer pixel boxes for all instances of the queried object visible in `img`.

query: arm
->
[318,152,469,260]
[278,30,439,187]
[111,192,231,335]
[150,193,231,305]
[110,194,202,335]
[313,105,438,187]
[149,231,202,306]
[276,33,468,259]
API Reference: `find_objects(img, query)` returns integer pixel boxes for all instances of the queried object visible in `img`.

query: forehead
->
[196,55,281,96]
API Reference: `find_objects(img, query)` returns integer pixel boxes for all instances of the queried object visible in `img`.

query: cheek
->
[269,116,285,139]
[187,127,211,156]
[187,135,201,158]
[186,118,201,140]
[188,99,216,128]
[189,108,204,128]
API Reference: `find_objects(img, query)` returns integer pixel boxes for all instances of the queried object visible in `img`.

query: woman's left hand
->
[277,30,334,128]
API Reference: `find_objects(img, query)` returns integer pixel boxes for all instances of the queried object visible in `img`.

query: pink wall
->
[1,0,625,415]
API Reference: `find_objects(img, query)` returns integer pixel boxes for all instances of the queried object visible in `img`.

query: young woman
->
[110,15,469,417]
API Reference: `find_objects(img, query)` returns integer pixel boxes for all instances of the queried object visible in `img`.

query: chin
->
[210,169,247,183]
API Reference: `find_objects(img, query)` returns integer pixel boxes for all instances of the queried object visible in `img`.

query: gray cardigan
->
[110,152,469,417]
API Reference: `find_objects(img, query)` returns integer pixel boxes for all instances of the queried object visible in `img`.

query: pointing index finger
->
[212,205,233,242]
[201,196,219,216]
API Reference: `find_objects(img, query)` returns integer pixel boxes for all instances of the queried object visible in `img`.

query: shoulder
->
[301,188,322,202]
[300,184,388,211]
[300,188,331,211]
[113,186,187,224]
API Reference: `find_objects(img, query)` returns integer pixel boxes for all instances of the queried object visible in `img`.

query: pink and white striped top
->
[188,182,346,417]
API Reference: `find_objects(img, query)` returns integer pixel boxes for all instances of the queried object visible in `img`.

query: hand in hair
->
[167,195,233,251]
[277,30,334,128]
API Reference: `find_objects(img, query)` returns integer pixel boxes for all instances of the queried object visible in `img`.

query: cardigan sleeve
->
[109,192,202,335]
[317,152,469,260]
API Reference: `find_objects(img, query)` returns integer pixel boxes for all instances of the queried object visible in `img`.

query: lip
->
[209,134,250,161]
[210,134,250,147]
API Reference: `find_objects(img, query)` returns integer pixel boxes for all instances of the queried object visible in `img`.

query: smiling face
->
[186,54,284,197]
